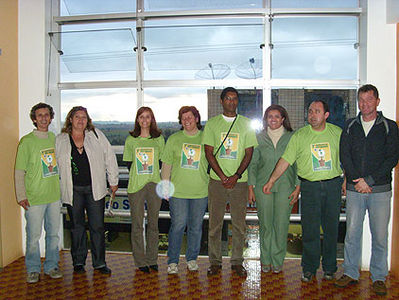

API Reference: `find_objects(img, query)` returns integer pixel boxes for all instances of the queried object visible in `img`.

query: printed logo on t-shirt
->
[181,143,201,170]
[41,148,58,178]
[311,142,332,171]
[135,148,154,175]
[219,132,239,160]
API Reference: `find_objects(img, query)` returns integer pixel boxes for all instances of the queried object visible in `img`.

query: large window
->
[55,0,362,258]
[271,17,358,79]
[144,18,263,80]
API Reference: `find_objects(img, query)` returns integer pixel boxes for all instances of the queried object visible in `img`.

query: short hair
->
[130,106,162,138]
[61,106,95,134]
[178,106,202,130]
[263,104,293,132]
[358,84,379,99]
[220,87,239,101]
[309,100,329,114]
[30,102,55,128]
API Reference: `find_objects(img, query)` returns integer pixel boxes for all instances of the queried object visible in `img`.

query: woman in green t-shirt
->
[123,107,165,274]
[248,105,300,274]
[160,106,209,275]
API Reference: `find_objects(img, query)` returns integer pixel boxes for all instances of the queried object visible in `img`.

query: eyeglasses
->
[223,96,238,101]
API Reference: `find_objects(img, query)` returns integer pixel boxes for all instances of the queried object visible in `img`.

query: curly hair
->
[178,106,202,130]
[61,106,95,134]
[30,102,54,128]
[129,107,162,138]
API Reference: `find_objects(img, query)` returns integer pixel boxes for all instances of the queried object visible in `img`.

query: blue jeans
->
[67,185,106,268]
[343,190,391,282]
[300,177,342,274]
[25,200,60,273]
[167,197,208,264]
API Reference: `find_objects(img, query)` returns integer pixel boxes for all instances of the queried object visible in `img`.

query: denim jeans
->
[167,197,208,264]
[67,185,106,268]
[300,177,342,274]
[25,200,60,273]
[343,190,391,282]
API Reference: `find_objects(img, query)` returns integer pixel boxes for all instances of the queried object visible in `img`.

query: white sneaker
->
[45,268,63,279]
[261,265,271,273]
[187,260,199,271]
[168,263,178,274]
[26,272,40,283]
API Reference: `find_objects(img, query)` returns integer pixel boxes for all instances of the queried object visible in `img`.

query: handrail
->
[60,207,347,222]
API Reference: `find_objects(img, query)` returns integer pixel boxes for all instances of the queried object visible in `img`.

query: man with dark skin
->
[202,87,258,277]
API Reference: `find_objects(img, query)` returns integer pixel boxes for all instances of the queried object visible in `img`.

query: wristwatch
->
[235,172,242,179]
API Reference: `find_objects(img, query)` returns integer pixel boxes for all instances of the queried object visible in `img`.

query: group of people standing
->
[15,84,398,296]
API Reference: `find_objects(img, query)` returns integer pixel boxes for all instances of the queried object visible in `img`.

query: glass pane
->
[60,0,136,16]
[271,88,357,130]
[144,0,263,11]
[144,87,208,123]
[144,18,263,80]
[271,0,359,8]
[61,89,137,141]
[57,23,137,82]
[271,17,358,79]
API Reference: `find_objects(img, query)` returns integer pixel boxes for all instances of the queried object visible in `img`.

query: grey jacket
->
[55,129,119,205]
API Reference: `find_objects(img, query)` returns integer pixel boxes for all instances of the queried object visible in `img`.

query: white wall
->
[361,0,396,270]
[18,0,62,256]
[19,0,46,137]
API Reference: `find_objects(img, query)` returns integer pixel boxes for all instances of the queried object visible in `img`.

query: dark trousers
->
[128,182,162,268]
[67,185,106,269]
[208,179,248,266]
[300,177,342,274]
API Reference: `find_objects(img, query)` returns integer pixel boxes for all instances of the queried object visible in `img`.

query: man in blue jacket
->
[335,84,399,296]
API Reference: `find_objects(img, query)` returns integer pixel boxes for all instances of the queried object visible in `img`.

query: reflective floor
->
[63,220,344,259]
[1,251,398,299]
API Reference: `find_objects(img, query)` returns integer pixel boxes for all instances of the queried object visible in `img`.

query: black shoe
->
[96,266,112,275]
[231,265,248,277]
[301,271,315,282]
[73,265,85,274]
[207,265,222,276]
[149,264,158,271]
[138,266,150,273]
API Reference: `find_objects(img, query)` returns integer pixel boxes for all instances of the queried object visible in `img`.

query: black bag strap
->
[213,115,237,156]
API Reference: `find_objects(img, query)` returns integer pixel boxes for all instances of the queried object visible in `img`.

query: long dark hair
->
[263,104,293,132]
[129,106,162,138]
[61,106,95,134]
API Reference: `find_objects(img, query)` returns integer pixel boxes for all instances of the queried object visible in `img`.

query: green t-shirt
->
[15,131,60,206]
[161,130,209,199]
[123,135,165,193]
[282,123,342,181]
[202,114,258,182]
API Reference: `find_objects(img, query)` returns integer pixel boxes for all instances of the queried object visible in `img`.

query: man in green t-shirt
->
[202,87,258,277]
[264,100,343,283]
[14,103,62,283]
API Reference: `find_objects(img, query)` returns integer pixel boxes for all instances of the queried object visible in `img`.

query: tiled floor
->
[0,251,398,299]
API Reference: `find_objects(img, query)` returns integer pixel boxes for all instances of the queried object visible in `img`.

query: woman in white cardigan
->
[56,106,118,275]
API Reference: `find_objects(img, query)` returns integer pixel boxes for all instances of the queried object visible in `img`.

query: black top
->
[340,111,399,192]
[69,135,92,186]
